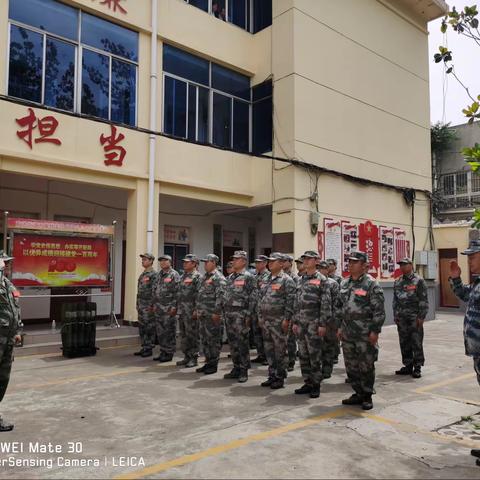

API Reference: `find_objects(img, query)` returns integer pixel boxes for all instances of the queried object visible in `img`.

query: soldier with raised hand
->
[223,251,256,383]
[318,260,340,379]
[251,255,270,365]
[292,251,332,399]
[176,254,202,368]
[258,252,296,389]
[393,257,429,379]
[449,240,480,466]
[153,254,180,363]
[0,251,22,432]
[134,253,156,358]
[339,251,385,411]
[195,254,226,375]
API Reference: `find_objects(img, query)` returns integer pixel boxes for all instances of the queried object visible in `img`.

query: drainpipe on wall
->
[147,0,158,254]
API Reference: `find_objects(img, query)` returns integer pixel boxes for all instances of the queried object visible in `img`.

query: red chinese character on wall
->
[100,125,126,166]
[100,0,127,14]
[16,108,62,149]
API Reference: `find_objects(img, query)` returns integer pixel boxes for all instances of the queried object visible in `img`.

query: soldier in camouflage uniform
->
[393,257,429,379]
[338,251,385,411]
[284,254,299,372]
[176,254,202,368]
[295,257,306,277]
[292,251,332,399]
[251,255,270,365]
[0,252,22,432]
[195,254,226,375]
[258,252,296,389]
[327,259,342,364]
[449,240,480,465]
[223,250,256,383]
[153,254,180,362]
[135,253,156,358]
[318,260,340,379]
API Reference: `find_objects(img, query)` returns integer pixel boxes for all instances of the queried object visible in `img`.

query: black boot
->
[0,418,14,432]
[476,459,480,467]
[287,361,295,372]
[310,383,320,398]
[261,377,275,387]
[471,449,480,458]
[412,367,422,379]
[176,358,189,366]
[342,394,363,405]
[270,378,284,389]
[395,365,413,375]
[224,368,241,379]
[238,369,248,383]
[196,365,207,373]
[362,395,373,410]
[251,355,266,364]
[295,383,313,395]
[134,348,144,356]
[157,354,173,363]
[203,364,218,375]
[140,349,152,358]
[185,358,198,368]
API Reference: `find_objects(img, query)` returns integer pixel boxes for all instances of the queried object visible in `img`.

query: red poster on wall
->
[358,220,379,278]
[11,233,110,288]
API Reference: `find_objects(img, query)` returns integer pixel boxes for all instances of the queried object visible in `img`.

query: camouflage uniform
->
[393,272,429,369]
[153,267,180,357]
[0,274,22,421]
[293,272,332,386]
[258,272,296,379]
[328,273,343,362]
[252,267,271,358]
[177,270,202,361]
[322,277,340,377]
[136,267,156,352]
[224,269,256,371]
[450,276,480,386]
[196,268,226,367]
[338,273,385,398]
[285,269,299,367]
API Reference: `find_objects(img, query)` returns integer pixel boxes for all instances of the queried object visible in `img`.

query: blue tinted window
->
[252,80,272,101]
[9,0,78,40]
[164,76,187,138]
[82,49,109,119]
[8,26,43,103]
[163,45,209,86]
[45,38,75,111]
[233,100,249,152]
[188,0,209,12]
[228,0,247,29]
[212,63,250,100]
[213,93,231,148]
[197,86,209,143]
[111,59,136,125]
[82,13,138,61]
[253,97,272,154]
[253,0,272,33]
[188,85,197,141]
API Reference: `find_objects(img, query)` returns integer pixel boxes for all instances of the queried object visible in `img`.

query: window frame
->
[6,8,139,126]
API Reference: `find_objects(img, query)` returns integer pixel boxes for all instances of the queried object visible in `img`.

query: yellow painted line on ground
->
[114,408,349,480]
[426,392,480,407]
[414,373,476,394]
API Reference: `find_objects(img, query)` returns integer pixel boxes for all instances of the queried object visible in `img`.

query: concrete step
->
[16,332,140,357]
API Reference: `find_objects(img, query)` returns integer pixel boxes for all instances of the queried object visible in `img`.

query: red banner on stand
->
[11,233,109,288]
[359,220,379,278]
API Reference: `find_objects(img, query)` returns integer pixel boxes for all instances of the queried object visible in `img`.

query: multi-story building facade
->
[0,0,446,323]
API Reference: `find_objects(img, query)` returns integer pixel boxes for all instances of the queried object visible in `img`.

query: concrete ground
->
[1,312,479,479]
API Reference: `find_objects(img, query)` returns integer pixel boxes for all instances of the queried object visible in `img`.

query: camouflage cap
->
[254,255,270,263]
[301,250,320,259]
[201,254,220,264]
[0,251,13,262]
[283,254,294,262]
[158,254,172,262]
[348,251,368,262]
[140,252,155,261]
[267,252,285,261]
[317,260,328,269]
[294,257,304,263]
[182,254,199,263]
[231,250,248,260]
[326,258,337,266]
[397,257,413,265]
[461,239,480,256]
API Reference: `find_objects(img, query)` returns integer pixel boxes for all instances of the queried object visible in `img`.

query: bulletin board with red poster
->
[6,218,114,289]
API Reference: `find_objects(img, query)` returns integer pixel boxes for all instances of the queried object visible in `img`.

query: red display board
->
[11,233,109,288]
[358,220,379,278]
